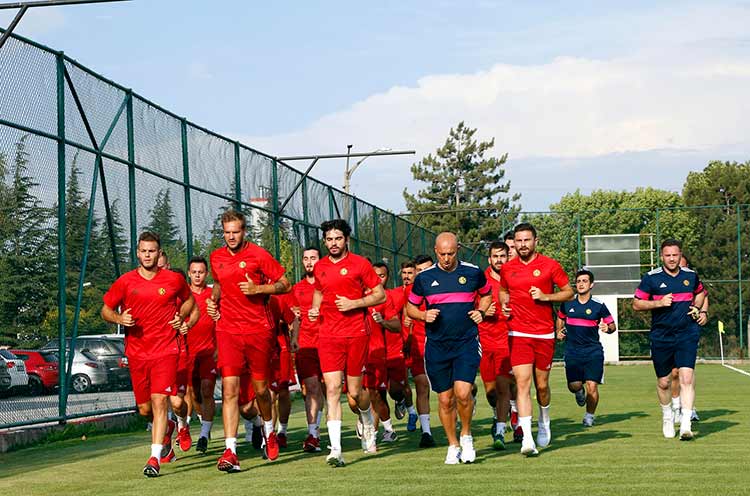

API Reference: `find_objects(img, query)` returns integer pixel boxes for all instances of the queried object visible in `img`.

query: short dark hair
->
[171,267,187,279]
[138,231,161,248]
[488,241,508,256]
[414,254,434,266]
[320,219,352,238]
[400,261,416,270]
[514,222,537,238]
[503,231,515,242]
[575,269,595,283]
[221,210,246,229]
[373,262,389,276]
[680,254,691,268]
[661,238,682,251]
[303,246,321,257]
[188,256,208,270]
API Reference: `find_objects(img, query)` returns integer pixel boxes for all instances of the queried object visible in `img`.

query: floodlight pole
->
[0,0,130,51]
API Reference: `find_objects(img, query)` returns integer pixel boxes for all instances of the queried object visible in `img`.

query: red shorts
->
[175,349,190,395]
[409,338,426,377]
[509,335,555,370]
[318,334,369,375]
[128,355,178,405]
[480,348,512,382]
[270,348,297,392]
[239,372,256,406]
[386,357,408,386]
[295,347,322,381]
[364,359,388,390]
[217,331,273,380]
[188,349,218,388]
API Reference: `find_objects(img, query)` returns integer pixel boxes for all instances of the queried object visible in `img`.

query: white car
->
[0,349,29,392]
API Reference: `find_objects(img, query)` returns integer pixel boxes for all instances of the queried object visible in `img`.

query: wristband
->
[478,310,485,318]
[700,311,707,315]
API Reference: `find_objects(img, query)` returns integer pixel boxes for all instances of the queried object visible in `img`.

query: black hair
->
[661,238,682,251]
[514,222,537,238]
[414,254,434,266]
[400,261,416,270]
[373,262,390,276]
[488,241,508,256]
[188,256,208,269]
[138,231,161,248]
[575,269,595,283]
[320,219,352,238]
[303,246,321,257]
[503,231,515,242]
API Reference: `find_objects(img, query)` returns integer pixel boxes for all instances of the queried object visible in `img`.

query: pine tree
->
[145,188,181,248]
[403,122,520,247]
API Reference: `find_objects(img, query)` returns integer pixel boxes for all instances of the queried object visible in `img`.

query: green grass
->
[1,364,748,495]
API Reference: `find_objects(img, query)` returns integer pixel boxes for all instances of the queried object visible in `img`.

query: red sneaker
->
[176,426,192,452]
[513,425,524,443]
[510,410,518,430]
[163,419,176,446]
[217,448,241,473]
[277,432,288,448]
[160,444,176,464]
[302,434,321,453]
[143,456,160,477]
[265,431,279,461]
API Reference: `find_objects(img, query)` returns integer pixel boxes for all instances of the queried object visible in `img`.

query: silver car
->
[48,348,109,394]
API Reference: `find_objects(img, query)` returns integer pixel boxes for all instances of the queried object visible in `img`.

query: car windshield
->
[80,350,98,361]
[0,349,18,360]
[41,352,58,362]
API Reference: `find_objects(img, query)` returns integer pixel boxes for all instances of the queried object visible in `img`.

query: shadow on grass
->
[539,429,632,454]
[695,419,740,439]
[693,409,738,421]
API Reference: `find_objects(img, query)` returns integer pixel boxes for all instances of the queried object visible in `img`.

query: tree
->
[404,122,520,247]
[145,187,185,268]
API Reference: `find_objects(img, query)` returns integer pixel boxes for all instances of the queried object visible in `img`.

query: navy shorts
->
[424,336,481,394]
[564,350,604,384]
[650,328,700,378]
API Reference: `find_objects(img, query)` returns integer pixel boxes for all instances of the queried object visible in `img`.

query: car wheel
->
[28,375,44,396]
[71,374,91,394]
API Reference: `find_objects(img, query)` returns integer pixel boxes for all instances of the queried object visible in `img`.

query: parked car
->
[10,350,59,395]
[43,348,109,394]
[43,335,130,390]
[0,360,11,394]
[0,349,29,394]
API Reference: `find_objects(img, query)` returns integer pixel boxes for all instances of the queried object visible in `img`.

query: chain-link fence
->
[0,31,483,429]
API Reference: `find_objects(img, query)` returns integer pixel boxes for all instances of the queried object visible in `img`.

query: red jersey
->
[210,242,286,336]
[187,286,216,355]
[478,267,509,351]
[403,283,426,342]
[269,294,296,353]
[291,278,320,348]
[366,290,399,362]
[385,287,406,360]
[313,252,381,338]
[103,268,190,360]
[499,253,569,337]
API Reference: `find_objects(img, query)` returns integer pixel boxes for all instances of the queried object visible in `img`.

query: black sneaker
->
[419,432,436,448]
[252,424,263,450]
[196,436,209,454]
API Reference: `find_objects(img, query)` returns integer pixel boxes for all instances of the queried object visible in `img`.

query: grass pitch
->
[1,364,748,495]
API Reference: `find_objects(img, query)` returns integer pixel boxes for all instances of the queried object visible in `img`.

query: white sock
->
[496,421,506,435]
[681,408,692,431]
[225,437,237,454]
[584,412,595,421]
[186,415,192,424]
[359,407,374,427]
[197,414,203,423]
[150,443,162,460]
[661,403,673,419]
[382,418,394,432]
[539,404,551,424]
[263,420,275,438]
[672,397,681,410]
[278,423,288,435]
[308,423,318,437]
[407,405,417,415]
[199,420,212,439]
[327,420,342,451]
[519,416,532,441]
[176,415,187,430]
[510,400,517,412]
[419,414,431,435]
[492,407,497,419]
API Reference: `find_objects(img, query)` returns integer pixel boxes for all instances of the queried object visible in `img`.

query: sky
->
[3,0,750,212]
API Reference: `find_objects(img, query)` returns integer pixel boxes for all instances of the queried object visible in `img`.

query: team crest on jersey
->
[683,280,690,286]
[340,268,348,276]
[586,309,592,315]
[158,288,166,295]
[533,269,541,277]
[458,276,467,284]
[239,261,246,268]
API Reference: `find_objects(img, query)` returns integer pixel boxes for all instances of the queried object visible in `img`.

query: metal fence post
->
[55,51,68,423]
[738,204,744,357]
[126,90,136,266]
[391,213,399,278]
[234,142,242,211]
[352,199,360,253]
[272,159,280,259]
[328,188,335,219]
[373,208,381,262]
[180,119,193,260]
[655,208,661,250]
[576,214,582,269]
[301,177,310,245]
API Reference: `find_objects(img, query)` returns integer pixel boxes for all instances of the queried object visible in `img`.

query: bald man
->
[407,232,492,465]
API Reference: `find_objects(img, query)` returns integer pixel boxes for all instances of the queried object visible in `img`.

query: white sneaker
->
[536,421,551,448]
[355,418,363,440]
[326,449,345,467]
[679,420,694,441]
[691,409,700,422]
[459,435,476,463]
[582,414,594,427]
[382,430,398,443]
[362,423,377,453]
[662,414,675,438]
[444,445,461,465]
[673,408,682,424]
[520,437,538,457]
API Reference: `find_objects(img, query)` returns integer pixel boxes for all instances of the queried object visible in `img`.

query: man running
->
[499,223,573,456]
[407,232,492,464]
[633,239,706,440]
[208,210,292,472]
[556,269,616,427]
[309,219,386,467]
[101,232,196,477]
